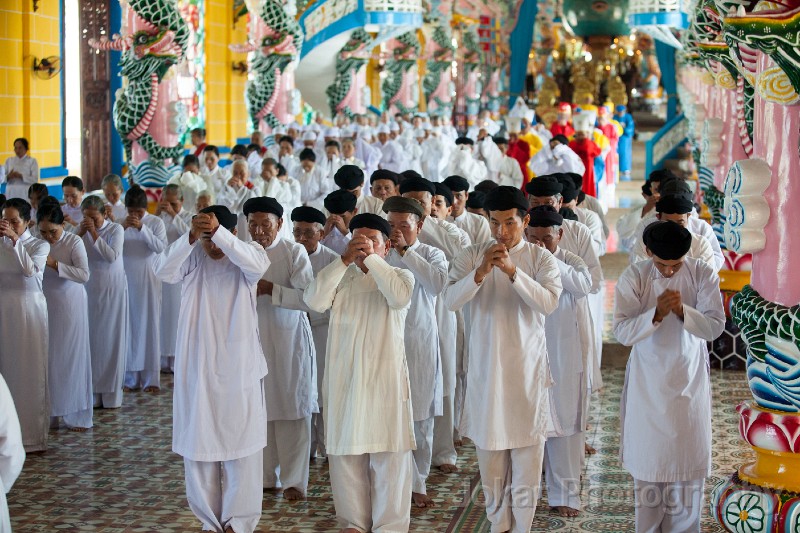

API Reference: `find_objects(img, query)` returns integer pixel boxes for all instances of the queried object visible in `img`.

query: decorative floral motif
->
[723,159,771,254]
[724,493,766,533]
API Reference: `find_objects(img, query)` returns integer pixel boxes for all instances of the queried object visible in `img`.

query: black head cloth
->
[324,190,357,214]
[434,183,454,206]
[483,186,529,212]
[200,205,238,230]
[656,195,693,215]
[525,176,563,197]
[559,207,579,221]
[334,165,365,190]
[564,172,583,191]
[382,196,425,218]
[443,175,470,193]
[642,220,692,260]
[398,176,436,196]
[528,205,563,227]
[466,190,485,209]
[658,178,692,200]
[555,174,578,203]
[552,134,569,145]
[349,212,391,238]
[291,206,326,226]
[243,196,284,218]
[648,168,678,183]
[370,169,399,185]
[455,136,474,146]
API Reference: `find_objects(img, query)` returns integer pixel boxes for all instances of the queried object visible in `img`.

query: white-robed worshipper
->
[489,136,525,188]
[567,172,609,242]
[355,130,383,179]
[443,137,489,188]
[370,169,400,202]
[373,124,407,173]
[156,184,193,372]
[278,136,300,178]
[121,185,168,392]
[443,175,492,245]
[333,165,384,216]
[294,148,333,212]
[0,372,25,532]
[442,186,562,533]
[321,140,343,181]
[3,138,39,200]
[400,176,470,475]
[217,160,258,215]
[101,173,128,223]
[420,126,450,183]
[304,213,415,533]
[0,198,49,453]
[614,220,724,533]
[200,146,227,198]
[405,129,425,175]
[78,196,128,409]
[630,196,716,269]
[616,170,675,252]
[383,196,447,508]
[256,159,295,242]
[153,205,268,533]
[60,176,85,225]
[166,155,207,214]
[276,207,340,460]
[554,176,605,257]
[340,138,365,170]
[37,203,93,432]
[529,135,586,179]
[320,190,358,256]
[526,206,593,517]
[242,197,317,501]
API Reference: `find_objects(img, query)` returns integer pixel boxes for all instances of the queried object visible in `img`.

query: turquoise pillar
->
[508,0,538,108]
[655,40,678,121]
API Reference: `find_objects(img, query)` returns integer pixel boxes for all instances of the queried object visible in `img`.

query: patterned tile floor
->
[9,368,752,532]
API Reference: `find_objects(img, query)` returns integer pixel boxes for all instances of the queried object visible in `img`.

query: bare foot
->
[413,492,435,508]
[122,386,136,392]
[551,505,580,517]
[67,426,90,433]
[585,443,597,455]
[283,487,305,501]
[439,464,459,473]
[143,386,160,393]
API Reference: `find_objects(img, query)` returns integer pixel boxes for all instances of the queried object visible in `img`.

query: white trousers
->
[53,408,93,430]
[453,374,465,441]
[263,417,311,493]
[124,370,160,390]
[160,355,175,372]
[544,432,584,510]
[311,410,326,458]
[432,394,457,466]
[476,443,545,533]
[634,478,704,533]
[184,451,263,533]
[93,389,123,409]
[412,417,434,494]
[329,451,413,533]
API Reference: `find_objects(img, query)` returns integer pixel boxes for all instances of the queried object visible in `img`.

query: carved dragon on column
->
[423,24,455,118]
[230,0,303,132]
[88,0,190,185]
[461,28,482,119]
[326,29,372,119]
[382,31,421,115]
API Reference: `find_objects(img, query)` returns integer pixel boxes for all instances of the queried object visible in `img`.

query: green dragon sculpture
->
[382,31,421,115]
[423,25,455,117]
[326,29,372,119]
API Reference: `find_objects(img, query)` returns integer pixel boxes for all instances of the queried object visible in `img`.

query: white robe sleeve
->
[509,251,562,315]
[557,254,592,298]
[303,257,349,313]
[90,225,123,263]
[682,266,725,341]
[478,139,504,173]
[399,246,448,295]
[134,219,167,254]
[363,254,414,309]
[153,233,199,284]
[271,246,314,308]
[613,267,661,346]
[9,237,48,277]
[442,247,483,311]
[57,237,90,283]
[211,226,269,286]
[0,374,24,494]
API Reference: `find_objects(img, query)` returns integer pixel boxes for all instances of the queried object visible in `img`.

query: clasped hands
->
[654,289,684,323]
[474,243,516,284]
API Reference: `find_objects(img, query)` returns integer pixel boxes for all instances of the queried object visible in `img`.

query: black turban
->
[243,196,284,218]
[455,136,474,145]
[559,207,579,221]
[659,178,692,199]
[483,186,528,212]
[349,212,391,238]
[324,190,357,214]
[370,169,399,185]
[656,195,693,215]
[643,221,692,260]
[492,136,509,145]
[648,168,678,183]
[525,176,563,197]
[382,196,424,218]
[400,170,424,182]
[642,181,653,196]
[552,134,570,146]
[528,205,563,227]
[434,183,454,206]
[466,190,485,209]
[200,205,238,230]
[474,180,499,194]
[291,206,326,226]
[443,175,470,193]
[334,165,365,190]
[555,174,578,203]
[399,176,436,196]
[565,172,583,191]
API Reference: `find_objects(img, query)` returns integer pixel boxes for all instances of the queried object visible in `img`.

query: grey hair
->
[101,173,123,189]
[163,183,183,200]
[231,159,249,173]
[81,195,106,213]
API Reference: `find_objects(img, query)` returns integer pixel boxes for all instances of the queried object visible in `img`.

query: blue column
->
[109,0,125,179]
[508,0,538,108]
[655,40,677,121]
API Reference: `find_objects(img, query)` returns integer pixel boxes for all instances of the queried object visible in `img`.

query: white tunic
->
[0,373,25,533]
[614,258,724,482]
[0,231,49,450]
[62,204,84,224]
[546,248,592,436]
[356,194,384,216]
[304,255,415,455]
[153,228,269,461]
[420,135,450,183]
[123,214,167,373]
[321,227,351,256]
[579,194,609,239]
[2,155,39,199]
[104,199,128,223]
[442,149,488,189]
[159,210,192,358]
[373,140,406,173]
[42,231,93,418]
[216,184,257,214]
[443,240,562,450]
[293,165,333,211]
[448,211,491,245]
[495,155,524,188]
[630,215,722,271]
[83,221,128,394]
[259,239,318,421]
[575,207,605,257]
[386,241,447,421]
[200,165,228,197]
[630,231,714,268]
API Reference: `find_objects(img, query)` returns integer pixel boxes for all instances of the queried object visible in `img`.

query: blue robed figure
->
[615,105,635,180]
